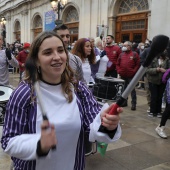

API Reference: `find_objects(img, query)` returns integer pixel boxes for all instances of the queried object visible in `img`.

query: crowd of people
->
[0,22,170,169]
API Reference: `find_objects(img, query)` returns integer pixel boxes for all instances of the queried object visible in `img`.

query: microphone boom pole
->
[98,34,169,137]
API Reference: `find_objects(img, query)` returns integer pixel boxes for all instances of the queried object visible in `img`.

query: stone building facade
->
[0,0,169,44]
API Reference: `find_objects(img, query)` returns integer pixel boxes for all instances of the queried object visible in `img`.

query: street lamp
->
[0,17,6,47]
[50,0,68,20]
[1,17,6,25]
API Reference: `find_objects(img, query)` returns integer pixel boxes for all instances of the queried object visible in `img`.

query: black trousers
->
[122,77,136,105]
[149,82,166,114]
[160,103,170,126]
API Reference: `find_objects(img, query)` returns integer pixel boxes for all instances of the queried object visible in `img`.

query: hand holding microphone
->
[100,103,122,131]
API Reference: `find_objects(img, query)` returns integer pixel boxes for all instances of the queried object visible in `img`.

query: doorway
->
[133,33,142,43]
[33,28,42,39]
[116,12,148,43]
[63,6,79,44]
[120,31,145,43]
[121,34,130,42]
[70,34,78,43]
[65,23,79,44]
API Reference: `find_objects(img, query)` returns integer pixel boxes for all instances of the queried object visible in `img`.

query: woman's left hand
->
[159,68,166,73]
[100,103,123,131]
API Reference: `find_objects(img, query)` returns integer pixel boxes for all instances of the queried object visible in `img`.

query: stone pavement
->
[1,73,170,170]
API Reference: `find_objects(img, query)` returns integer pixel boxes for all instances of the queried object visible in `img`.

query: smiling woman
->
[24,31,74,102]
[37,36,67,84]
[1,31,122,170]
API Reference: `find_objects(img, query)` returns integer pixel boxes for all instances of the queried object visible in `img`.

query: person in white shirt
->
[71,38,96,85]
[0,35,18,85]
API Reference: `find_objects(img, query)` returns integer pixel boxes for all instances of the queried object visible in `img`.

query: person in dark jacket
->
[146,52,170,117]
[116,41,140,110]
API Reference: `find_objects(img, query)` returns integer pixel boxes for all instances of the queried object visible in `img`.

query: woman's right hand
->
[40,121,57,153]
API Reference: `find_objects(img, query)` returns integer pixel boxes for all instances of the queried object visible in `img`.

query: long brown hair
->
[25,31,75,103]
[71,38,95,64]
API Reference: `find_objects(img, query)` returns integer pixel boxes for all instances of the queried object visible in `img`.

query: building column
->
[147,11,151,39]
[6,15,11,44]
[21,9,28,43]
[108,16,116,38]
[79,0,91,38]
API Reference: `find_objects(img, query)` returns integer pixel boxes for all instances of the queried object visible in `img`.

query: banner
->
[44,11,56,31]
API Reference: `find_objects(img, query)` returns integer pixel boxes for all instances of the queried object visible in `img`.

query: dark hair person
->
[72,38,96,84]
[1,31,122,170]
[53,24,85,82]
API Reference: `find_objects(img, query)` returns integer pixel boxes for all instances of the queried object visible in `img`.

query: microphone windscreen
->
[143,35,169,67]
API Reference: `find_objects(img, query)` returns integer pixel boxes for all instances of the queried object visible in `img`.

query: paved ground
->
[1,73,170,170]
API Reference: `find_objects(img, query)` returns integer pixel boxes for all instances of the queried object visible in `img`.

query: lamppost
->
[0,17,6,47]
[49,0,68,20]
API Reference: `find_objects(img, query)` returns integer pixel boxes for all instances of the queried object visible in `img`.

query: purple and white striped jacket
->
[1,81,101,170]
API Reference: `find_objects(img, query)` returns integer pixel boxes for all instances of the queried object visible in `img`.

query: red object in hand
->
[108,103,119,115]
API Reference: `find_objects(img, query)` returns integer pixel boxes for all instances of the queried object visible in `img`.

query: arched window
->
[14,21,21,32]
[32,15,42,39]
[63,6,79,43]
[115,0,149,43]
[14,20,21,42]
[65,7,79,23]
[33,15,42,29]
[119,0,149,14]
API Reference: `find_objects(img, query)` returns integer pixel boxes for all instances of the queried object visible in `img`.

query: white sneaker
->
[147,107,150,113]
[155,126,167,139]
[157,113,162,118]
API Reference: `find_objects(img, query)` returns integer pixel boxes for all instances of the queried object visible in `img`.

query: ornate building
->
[0,0,169,44]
